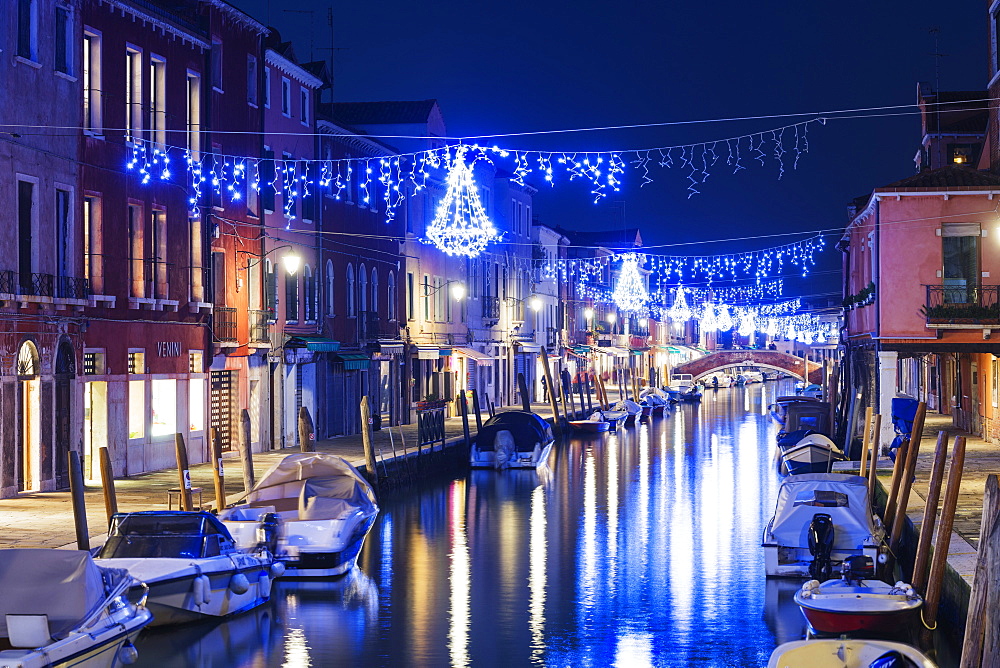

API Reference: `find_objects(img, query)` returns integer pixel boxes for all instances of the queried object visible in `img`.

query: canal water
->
[134,380,886,667]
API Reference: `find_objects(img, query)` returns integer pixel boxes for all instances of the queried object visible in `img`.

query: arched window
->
[371,268,378,314]
[359,263,368,313]
[285,267,299,322]
[303,265,314,321]
[346,263,355,317]
[325,259,335,316]
[387,272,396,322]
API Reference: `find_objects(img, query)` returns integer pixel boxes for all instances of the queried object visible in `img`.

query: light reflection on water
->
[135,381,817,668]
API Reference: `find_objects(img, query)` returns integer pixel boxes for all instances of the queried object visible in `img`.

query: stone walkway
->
[0,401,584,550]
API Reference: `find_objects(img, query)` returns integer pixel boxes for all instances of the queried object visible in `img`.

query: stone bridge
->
[672,350,822,384]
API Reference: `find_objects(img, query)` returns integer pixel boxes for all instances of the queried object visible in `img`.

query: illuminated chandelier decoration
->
[612,254,649,312]
[736,309,756,337]
[700,303,718,331]
[425,146,499,258]
[666,285,692,321]
[715,304,734,332]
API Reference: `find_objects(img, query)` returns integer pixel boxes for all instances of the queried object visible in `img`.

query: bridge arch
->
[672,350,822,385]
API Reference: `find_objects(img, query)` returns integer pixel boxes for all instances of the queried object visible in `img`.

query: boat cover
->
[0,549,108,639]
[475,411,552,452]
[247,453,377,512]
[769,474,876,549]
[613,399,642,415]
[785,403,832,434]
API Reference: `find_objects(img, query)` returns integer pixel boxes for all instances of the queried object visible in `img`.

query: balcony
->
[482,296,500,321]
[0,270,92,300]
[924,285,1000,326]
[249,309,271,343]
[359,311,379,341]
[213,307,238,343]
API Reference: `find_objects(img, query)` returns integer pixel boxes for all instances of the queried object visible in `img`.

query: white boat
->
[763,473,884,579]
[666,373,696,400]
[778,432,845,475]
[219,453,379,578]
[96,511,281,626]
[470,410,554,469]
[0,548,152,668]
[767,638,936,668]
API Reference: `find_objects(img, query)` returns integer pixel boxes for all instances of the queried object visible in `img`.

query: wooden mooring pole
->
[960,473,1000,668]
[68,451,90,551]
[517,372,531,412]
[174,433,193,511]
[912,431,950,592]
[540,347,561,433]
[239,408,255,492]
[459,391,471,447]
[867,414,882,502]
[858,407,873,479]
[888,402,927,560]
[210,427,226,510]
[360,396,379,488]
[883,438,909,526]
[298,406,316,453]
[471,389,484,431]
[98,446,118,526]
[924,435,967,632]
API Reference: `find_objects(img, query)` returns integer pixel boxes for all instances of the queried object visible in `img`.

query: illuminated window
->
[151,379,176,437]
[190,378,205,431]
[128,381,144,439]
[188,350,202,373]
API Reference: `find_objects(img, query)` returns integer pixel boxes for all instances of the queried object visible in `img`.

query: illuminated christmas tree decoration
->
[765,319,779,337]
[666,285,692,321]
[425,146,499,257]
[612,254,649,312]
[700,303,718,331]
[716,304,734,332]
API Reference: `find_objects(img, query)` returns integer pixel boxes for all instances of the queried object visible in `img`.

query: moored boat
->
[767,638,936,668]
[469,410,555,469]
[568,418,610,434]
[597,410,628,431]
[770,395,821,426]
[778,430,846,475]
[763,473,885,579]
[219,453,379,578]
[0,548,152,668]
[794,556,922,635]
[97,511,280,626]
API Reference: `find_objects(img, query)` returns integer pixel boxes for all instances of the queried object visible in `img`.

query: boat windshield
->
[792,490,849,508]
[99,534,220,559]
[98,512,234,559]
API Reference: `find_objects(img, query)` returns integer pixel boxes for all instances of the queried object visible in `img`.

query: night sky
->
[231,0,988,300]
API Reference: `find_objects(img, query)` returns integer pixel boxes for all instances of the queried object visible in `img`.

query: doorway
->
[17,341,40,492]
[83,381,108,484]
[54,342,75,489]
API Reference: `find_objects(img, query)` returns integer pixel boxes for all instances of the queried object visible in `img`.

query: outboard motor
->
[807,513,835,581]
[867,651,920,668]
[256,512,280,555]
[840,554,875,585]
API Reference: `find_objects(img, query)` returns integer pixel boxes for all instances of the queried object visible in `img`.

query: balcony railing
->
[925,285,1000,323]
[482,296,500,320]
[214,307,238,342]
[249,309,270,343]
[0,270,92,299]
[359,310,380,341]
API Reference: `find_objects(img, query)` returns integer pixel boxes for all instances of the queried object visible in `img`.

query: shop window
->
[151,379,176,437]
[188,350,203,373]
[190,378,205,431]
[83,351,105,375]
[128,381,144,439]
[128,350,144,374]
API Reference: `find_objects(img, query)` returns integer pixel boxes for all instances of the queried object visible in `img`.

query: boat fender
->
[271,561,286,578]
[118,641,139,665]
[193,574,212,606]
[229,572,250,595]
[259,573,271,598]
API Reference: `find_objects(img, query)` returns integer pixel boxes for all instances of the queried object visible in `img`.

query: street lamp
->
[606,312,617,325]
[281,249,301,275]
[529,296,542,312]
[449,281,466,302]
[583,307,594,321]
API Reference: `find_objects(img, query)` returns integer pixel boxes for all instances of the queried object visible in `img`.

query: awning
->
[630,347,650,354]
[516,342,543,353]
[289,336,341,352]
[376,340,404,354]
[452,347,494,365]
[335,352,371,370]
[595,346,629,357]
[415,346,439,360]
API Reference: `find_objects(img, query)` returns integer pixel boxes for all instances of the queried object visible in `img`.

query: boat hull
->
[763,544,882,579]
[568,420,609,433]
[0,608,150,668]
[794,578,923,635]
[767,639,936,668]
[797,604,919,635]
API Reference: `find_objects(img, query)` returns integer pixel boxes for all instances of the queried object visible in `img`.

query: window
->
[128,350,145,374]
[303,265,315,322]
[387,272,396,321]
[423,275,430,321]
[211,38,223,91]
[188,350,203,373]
[261,148,275,213]
[281,77,291,117]
[285,270,299,322]
[949,144,977,166]
[83,196,103,293]
[346,264,355,316]
[264,259,277,315]
[55,5,72,74]
[189,378,205,431]
[300,88,309,125]
[371,268,378,314]
[359,264,368,313]
[17,0,38,61]
[186,71,201,159]
[263,67,270,108]
[128,380,144,439]
[151,209,167,298]
[942,223,981,303]
[326,260,335,316]
[189,214,203,302]
[344,153,354,204]
[247,55,258,106]
[282,152,296,220]
[55,188,72,283]
[125,46,142,143]
[151,379,176,437]
[83,350,105,375]
[83,31,102,133]
[128,203,144,298]
[17,179,36,293]
[407,272,415,320]
[994,8,1000,74]
[150,56,166,150]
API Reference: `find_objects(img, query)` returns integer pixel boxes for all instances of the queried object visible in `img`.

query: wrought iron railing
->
[359,310,380,341]
[249,309,270,343]
[924,285,1000,322]
[57,276,91,299]
[0,270,15,294]
[213,307,238,342]
[0,271,92,299]
[482,296,500,320]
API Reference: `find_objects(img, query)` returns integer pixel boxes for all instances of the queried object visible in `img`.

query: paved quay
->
[0,401,583,550]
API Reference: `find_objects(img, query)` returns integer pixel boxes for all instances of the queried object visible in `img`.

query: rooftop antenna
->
[929,27,948,168]
[283,9,316,61]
